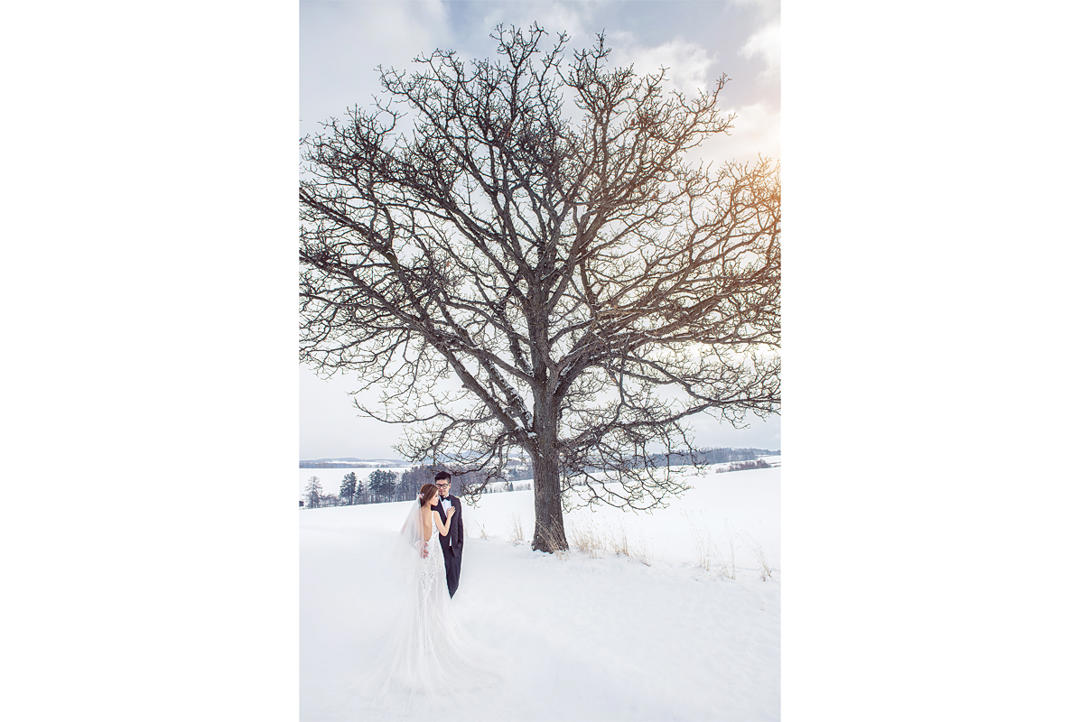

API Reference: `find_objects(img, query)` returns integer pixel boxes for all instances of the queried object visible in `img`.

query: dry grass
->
[510,514,524,546]
[569,527,605,558]
[567,524,650,565]
[614,528,630,557]
[536,526,571,559]
[750,541,775,581]
[691,527,737,580]
[692,527,777,582]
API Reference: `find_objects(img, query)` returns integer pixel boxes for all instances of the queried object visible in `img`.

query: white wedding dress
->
[361,504,501,712]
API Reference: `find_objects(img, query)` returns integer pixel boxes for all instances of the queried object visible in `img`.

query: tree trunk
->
[531,395,568,552]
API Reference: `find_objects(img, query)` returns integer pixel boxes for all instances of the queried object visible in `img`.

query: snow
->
[301,463,779,721]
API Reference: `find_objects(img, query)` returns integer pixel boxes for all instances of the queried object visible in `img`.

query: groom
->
[433,470,464,598]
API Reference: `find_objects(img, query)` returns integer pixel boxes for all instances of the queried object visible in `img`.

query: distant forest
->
[302,465,533,508]
[647,447,778,466]
[300,447,778,508]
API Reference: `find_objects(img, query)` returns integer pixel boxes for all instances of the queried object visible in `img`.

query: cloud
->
[481,0,608,40]
[689,102,780,164]
[611,35,718,95]
[300,0,453,131]
[729,0,781,16]
[740,21,780,78]
[725,102,780,160]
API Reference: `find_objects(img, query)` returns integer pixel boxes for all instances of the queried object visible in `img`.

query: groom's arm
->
[455,497,464,553]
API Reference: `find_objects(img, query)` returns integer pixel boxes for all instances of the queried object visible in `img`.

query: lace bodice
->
[419,510,443,596]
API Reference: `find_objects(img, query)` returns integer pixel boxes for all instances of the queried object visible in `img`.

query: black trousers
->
[442,549,461,598]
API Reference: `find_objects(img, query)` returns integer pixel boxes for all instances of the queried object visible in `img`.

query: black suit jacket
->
[434,494,464,557]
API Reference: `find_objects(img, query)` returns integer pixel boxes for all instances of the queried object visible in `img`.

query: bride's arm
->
[433,508,453,536]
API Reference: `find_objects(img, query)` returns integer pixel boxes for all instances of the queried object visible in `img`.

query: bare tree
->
[299,25,780,552]
[305,476,323,509]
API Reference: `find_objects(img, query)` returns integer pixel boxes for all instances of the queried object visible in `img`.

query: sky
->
[299,0,781,459]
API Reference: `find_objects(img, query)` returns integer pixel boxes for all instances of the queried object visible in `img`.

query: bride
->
[366,482,499,706]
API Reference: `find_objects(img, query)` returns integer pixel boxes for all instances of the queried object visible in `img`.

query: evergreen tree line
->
[301,465,532,508]
[644,447,778,467]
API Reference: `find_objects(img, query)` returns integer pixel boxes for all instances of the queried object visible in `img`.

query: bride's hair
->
[418,483,438,507]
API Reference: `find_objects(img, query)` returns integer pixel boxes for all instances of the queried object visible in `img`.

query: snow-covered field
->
[300,463,779,722]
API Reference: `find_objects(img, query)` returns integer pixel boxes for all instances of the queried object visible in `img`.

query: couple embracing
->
[364,470,500,708]
[421,471,464,599]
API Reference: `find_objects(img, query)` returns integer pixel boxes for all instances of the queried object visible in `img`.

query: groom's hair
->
[434,471,451,483]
